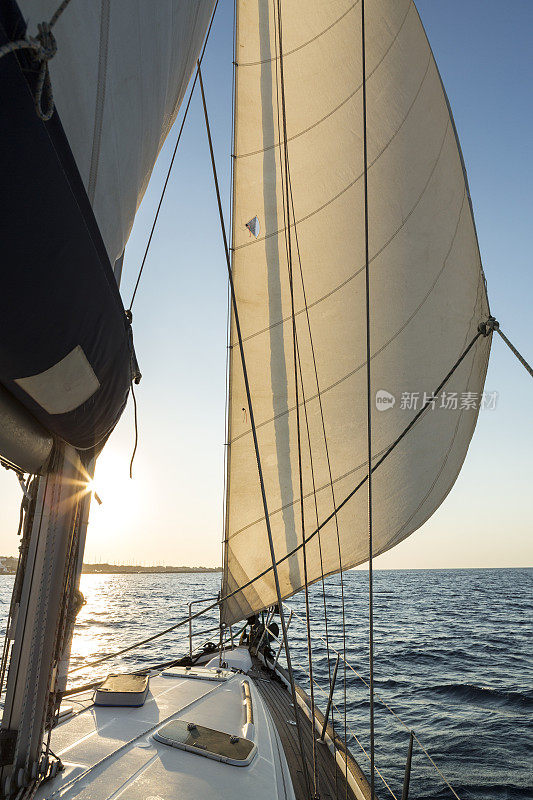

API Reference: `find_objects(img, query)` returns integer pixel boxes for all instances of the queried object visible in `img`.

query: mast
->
[0,2,217,795]
[0,445,92,796]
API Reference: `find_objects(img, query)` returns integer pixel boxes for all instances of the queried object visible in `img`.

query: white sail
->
[19,0,215,265]
[222,0,491,625]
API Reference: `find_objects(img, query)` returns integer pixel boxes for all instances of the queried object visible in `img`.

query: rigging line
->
[129,381,139,479]
[273,1,318,795]
[496,326,533,379]
[295,332,340,798]
[219,328,484,607]
[286,602,463,799]
[272,0,333,719]
[290,653,400,800]
[127,0,220,311]
[221,0,238,614]
[220,282,231,599]
[197,60,312,800]
[63,330,484,681]
[361,1,376,797]
[285,159,349,800]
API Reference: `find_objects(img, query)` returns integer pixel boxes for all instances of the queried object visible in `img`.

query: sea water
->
[0,567,530,799]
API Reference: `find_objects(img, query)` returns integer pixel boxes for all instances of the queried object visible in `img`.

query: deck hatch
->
[94,673,149,706]
[154,720,256,766]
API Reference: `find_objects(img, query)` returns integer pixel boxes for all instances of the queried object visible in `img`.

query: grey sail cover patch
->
[245,216,260,237]
[15,346,100,415]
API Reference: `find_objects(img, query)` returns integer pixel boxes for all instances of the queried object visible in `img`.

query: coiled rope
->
[0,0,72,121]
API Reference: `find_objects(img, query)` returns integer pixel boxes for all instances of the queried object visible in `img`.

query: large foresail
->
[221,0,491,625]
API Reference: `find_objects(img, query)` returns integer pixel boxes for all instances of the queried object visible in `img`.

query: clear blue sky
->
[0,1,531,567]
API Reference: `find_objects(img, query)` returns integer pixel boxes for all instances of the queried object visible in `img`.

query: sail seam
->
[229,453,376,540]
[229,318,480,541]
[230,185,466,446]
[222,332,483,602]
[87,0,110,205]
[230,118,447,347]
[386,340,485,548]
[235,113,449,343]
[234,0,413,160]
[237,1,359,67]
[234,50,434,251]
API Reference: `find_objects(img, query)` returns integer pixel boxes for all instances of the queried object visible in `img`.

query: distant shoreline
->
[0,557,528,576]
[82,564,222,575]
[0,556,221,576]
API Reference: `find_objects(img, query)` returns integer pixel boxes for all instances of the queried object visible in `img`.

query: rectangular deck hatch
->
[95,673,149,707]
[154,720,256,766]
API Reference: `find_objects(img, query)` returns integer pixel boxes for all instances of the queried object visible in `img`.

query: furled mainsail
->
[0,0,215,456]
[19,0,216,266]
[222,0,491,625]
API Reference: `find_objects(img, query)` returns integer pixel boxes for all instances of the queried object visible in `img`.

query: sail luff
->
[221,0,491,625]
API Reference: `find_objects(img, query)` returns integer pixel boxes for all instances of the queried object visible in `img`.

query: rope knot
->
[31,22,57,62]
[0,0,73,122]
[27,21,59,122]
[478,316,499,337]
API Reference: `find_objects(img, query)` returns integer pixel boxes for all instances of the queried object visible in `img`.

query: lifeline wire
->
[286,603,463,799]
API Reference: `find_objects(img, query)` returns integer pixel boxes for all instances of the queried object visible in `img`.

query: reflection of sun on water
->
[71,578,113,661]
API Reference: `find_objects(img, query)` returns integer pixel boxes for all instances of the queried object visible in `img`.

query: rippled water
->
[0,568,530,799]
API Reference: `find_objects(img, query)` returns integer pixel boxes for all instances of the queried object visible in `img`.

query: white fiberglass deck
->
[35,649,295,800]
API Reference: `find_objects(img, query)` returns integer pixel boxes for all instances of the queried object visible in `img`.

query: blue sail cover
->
[0,2,131,452]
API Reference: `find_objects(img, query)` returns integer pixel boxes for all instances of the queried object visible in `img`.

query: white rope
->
[0,0,73,121]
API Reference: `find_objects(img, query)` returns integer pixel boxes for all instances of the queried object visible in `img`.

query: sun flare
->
[85,450,141,560]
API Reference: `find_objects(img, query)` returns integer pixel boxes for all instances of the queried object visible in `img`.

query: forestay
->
[222,0,491,624]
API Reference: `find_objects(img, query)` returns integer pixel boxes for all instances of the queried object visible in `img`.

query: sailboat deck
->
[250,657,369,800]
[33,649,296,800]
[27,646,371,800]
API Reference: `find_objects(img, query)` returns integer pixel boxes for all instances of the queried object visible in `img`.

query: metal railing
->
[187,595,219,658]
